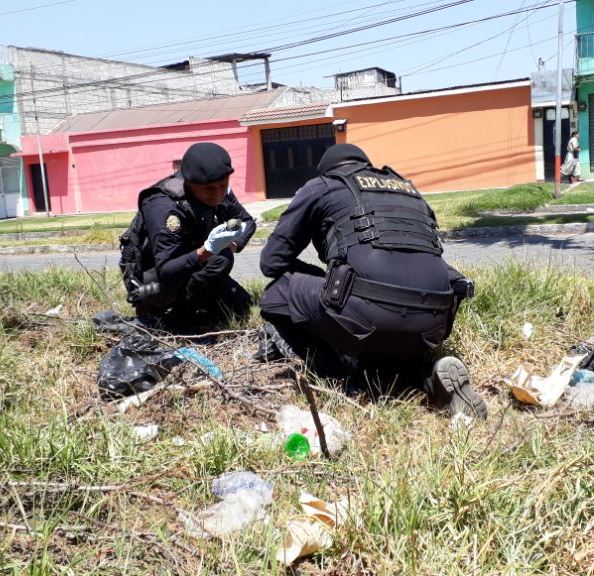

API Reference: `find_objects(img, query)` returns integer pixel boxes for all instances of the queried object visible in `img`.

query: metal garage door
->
[262,124,335,198]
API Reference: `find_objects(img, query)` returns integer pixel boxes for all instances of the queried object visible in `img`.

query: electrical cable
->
[5,0,563,108]
[0,0,77,17]
[22,0,443,75]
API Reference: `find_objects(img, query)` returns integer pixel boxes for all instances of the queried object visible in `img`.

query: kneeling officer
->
[258,144,487,418]
[120,142,256,327]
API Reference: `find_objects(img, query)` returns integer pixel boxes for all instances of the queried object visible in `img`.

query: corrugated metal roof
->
[240,102,330,124]
[51,90,282,134]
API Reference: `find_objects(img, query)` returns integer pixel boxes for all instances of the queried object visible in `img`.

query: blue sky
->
[1,0,578,92]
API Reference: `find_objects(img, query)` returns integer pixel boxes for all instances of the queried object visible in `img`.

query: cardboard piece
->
[506,354,586,407]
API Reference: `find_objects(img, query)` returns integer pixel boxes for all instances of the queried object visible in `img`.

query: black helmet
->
[181,142,234,184]
[317,143,370,175]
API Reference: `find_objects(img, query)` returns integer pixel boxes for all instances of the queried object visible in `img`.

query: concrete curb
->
[441,221,594,240]
[0,243,117,255]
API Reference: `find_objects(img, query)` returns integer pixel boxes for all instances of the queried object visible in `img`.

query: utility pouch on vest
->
[323,260,355,310]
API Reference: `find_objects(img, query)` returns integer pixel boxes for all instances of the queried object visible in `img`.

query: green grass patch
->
[0,263,593,573]
[0,227,123,248]
[261,204,288,222]
[549,181,594,205]
[260,183,594,231]
[0,211,134,235]
[425,183,555,230]
[253,228,272,241]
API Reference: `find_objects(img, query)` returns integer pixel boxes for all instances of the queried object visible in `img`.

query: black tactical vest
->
[119,173,193,303]
[322,163,442,261]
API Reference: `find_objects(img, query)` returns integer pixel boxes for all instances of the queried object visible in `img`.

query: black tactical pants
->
[260,271,453,394]
[138,250,252,329]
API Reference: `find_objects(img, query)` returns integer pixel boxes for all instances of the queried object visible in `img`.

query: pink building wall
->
[20,119,264,214]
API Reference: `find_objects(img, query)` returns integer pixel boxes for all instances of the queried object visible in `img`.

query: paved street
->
[1,233,593,279]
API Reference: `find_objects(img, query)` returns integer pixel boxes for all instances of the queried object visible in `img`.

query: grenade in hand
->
[226,218,242,231]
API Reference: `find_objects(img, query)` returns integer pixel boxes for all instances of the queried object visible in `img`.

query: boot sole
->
[433,357,488,419]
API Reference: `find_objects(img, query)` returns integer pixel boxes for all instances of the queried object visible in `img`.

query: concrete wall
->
[20,119,258,214]
[247,85,535,196]
[2,46,242,135]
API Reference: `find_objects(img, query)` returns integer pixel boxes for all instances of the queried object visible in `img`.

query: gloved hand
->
[204,222,247,254]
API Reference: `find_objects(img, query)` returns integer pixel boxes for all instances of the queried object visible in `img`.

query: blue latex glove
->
[204,222,247,254]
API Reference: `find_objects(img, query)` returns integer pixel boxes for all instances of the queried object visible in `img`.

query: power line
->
[97,0,429,62]
[13,0,450,76]
[2,0,573,114]
[0,0,77,17]
[1,0,472,107]
[126,0,452,66]
[492,0,533,81]
[405,29,575,77]
[401,0,556,76]
[260,0,476,53]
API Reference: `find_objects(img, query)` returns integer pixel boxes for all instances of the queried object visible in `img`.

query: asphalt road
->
[1,233,593,279]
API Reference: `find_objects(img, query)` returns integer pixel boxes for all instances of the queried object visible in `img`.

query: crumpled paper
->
[276,493,350,566]
[505,354,586,407]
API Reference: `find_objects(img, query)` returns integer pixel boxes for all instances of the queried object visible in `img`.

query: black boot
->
[428,357,487,419]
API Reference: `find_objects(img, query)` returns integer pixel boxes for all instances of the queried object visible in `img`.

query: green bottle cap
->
[284,433,311,460]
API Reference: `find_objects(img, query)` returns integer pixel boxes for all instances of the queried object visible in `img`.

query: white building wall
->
[4,46,243,135]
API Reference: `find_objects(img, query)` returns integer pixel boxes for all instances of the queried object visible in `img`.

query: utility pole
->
[30,64,50,216]
[554,0,565,199]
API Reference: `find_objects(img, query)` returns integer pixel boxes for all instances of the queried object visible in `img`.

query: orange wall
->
[249,86,535,196]
[338,86,535,192]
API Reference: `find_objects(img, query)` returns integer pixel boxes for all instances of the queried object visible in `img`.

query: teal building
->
[576,0,594,179]
[0,63,26,217]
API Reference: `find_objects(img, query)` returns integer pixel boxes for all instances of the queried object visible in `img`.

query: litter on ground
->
[505,354,587,407]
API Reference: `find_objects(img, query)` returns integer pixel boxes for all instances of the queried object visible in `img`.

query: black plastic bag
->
[92,310,154,336]
[98,333,183,399]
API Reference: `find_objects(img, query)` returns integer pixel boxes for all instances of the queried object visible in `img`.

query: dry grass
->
[0,263,593,575]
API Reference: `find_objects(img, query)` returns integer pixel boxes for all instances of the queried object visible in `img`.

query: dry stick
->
[121,318,277,416]
[0,521,91,536]
[294,369,331,459]
[161,328,256,341]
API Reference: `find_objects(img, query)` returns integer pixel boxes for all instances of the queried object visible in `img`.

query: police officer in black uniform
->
[124,142,256,328]
[257,143,487,418]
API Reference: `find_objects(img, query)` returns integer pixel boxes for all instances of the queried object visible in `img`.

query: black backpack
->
[119,211,155,304]
[119,174,191,305]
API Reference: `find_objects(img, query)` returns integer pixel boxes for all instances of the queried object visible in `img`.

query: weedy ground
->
[0,261,593,575]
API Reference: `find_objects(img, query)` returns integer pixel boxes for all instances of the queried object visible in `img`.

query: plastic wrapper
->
[180,471,273,539]
[276,404,351,456]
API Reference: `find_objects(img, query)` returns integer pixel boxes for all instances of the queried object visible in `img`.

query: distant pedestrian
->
[561,131,582,184]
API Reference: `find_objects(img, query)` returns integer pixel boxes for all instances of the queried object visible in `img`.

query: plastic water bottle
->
[570,369,594,387]
[174,347,222,378]
[211,471,273,500]
[284,433,311,460]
